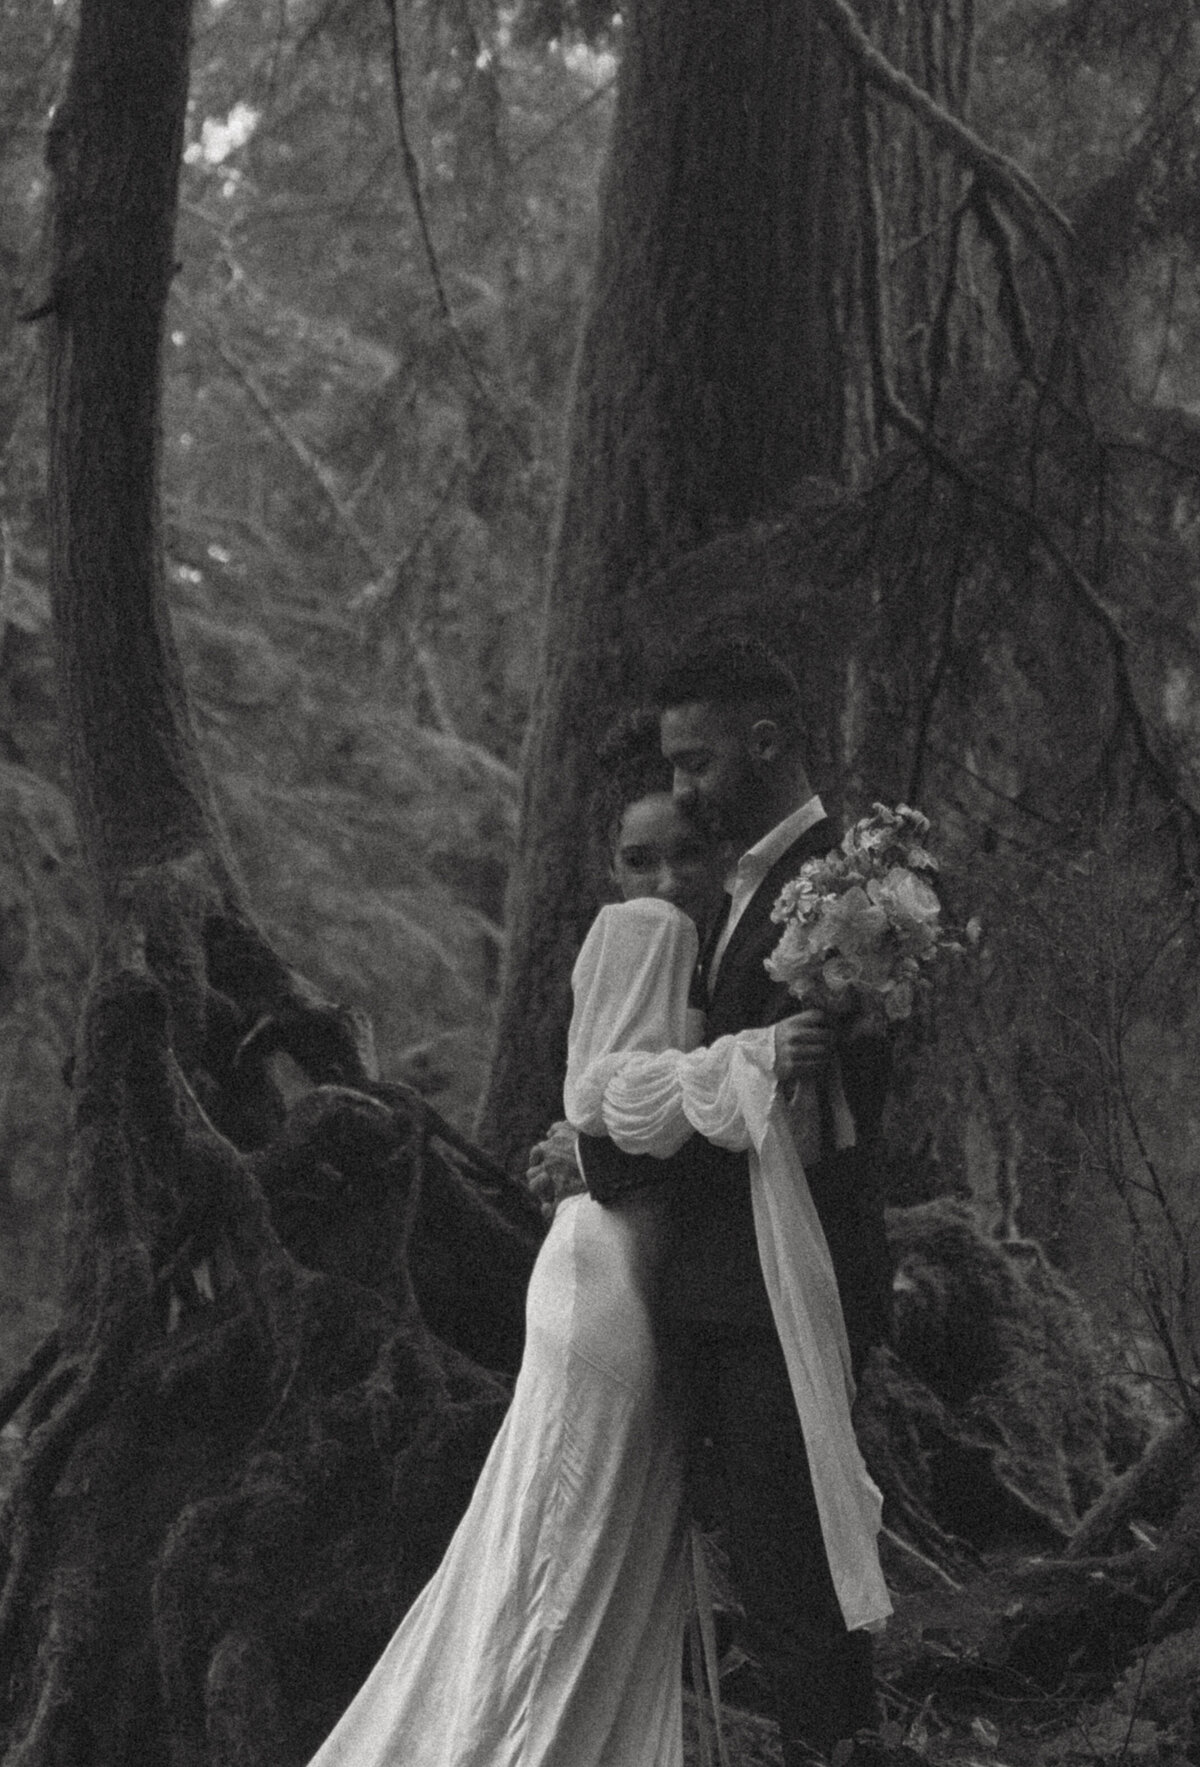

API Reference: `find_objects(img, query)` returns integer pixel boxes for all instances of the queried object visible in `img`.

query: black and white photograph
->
[1,3,1198,1764]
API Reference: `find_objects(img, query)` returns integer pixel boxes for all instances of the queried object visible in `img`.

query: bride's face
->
[612,794,725,926]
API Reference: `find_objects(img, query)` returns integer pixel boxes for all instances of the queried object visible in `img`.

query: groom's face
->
[660,700,768,847]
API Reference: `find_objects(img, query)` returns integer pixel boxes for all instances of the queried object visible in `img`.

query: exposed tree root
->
[980,1420,1200,1694]
[0,1336,61,1435]
[0,852,535,1767]
[1066,1415,1200,1560]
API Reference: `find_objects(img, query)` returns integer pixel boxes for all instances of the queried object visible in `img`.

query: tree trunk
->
[473,0,1200,1720]
[45,0,220,892]
[477,0,972,1168]
[0,5,536,1763]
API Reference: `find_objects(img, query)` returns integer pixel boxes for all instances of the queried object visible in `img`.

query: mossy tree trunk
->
[476,0,974,1168]
[0,4,536,1764]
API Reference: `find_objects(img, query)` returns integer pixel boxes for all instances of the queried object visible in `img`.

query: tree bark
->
[44,0,218,889]
[477,0,972,1167]
[477,0,852,1165]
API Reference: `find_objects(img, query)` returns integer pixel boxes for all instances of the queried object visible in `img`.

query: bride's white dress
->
[307,1184,690,1767]
[307,897,889,1767]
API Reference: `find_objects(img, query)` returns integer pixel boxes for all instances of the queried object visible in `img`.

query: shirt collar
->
[725,795,826,893]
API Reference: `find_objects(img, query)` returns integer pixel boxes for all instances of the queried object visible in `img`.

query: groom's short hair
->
[654,631,803,735]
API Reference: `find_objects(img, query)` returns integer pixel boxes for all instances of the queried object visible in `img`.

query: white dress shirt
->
[708,794,826,990]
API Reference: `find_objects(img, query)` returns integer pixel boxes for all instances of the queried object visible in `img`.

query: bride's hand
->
[525,1120,585,1221]
[773,1010,835,1085]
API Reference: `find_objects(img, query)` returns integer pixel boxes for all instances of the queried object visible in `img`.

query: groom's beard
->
[691,797,756,851]
[687,798,733,845]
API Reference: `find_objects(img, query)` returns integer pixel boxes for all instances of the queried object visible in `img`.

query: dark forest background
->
[2,1,1200,1764]
[1,0,611,1374]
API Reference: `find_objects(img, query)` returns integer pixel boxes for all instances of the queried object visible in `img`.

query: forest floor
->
[4,1417,1193,1767]
[683,1550,1199,1767]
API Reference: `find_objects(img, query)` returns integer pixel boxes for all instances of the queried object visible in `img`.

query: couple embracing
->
[308,635,893,1767]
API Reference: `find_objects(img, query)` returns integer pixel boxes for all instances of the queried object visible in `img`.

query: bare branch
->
[813,0,1073,249]
[854,86,892,448]
[925,195,971,419]
[906,532,965,806]
[380,0,527,459]
[969,184,1040,382]
[930,746,1069,828]
[854,105,1199,855]
[173,285,481,749]
[512,76,616,166]
[885,382,1200,851]
[1149,254,1180,406]
[0,1333,61,1432]
[373,1078,525,1198]
[174,288,385,573]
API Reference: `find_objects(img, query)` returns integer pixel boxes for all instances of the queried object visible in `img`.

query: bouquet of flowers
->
[765,803,973,1023]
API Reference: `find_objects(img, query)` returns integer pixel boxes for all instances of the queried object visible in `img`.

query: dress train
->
[306,1191,688,1767]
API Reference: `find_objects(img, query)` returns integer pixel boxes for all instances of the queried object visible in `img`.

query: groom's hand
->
[525,1119,585,1220]
[773,1010,835,1085]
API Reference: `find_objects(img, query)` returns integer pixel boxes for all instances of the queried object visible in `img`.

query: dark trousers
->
[669,1316,877,1763]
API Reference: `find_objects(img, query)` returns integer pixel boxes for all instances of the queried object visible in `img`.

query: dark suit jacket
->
[577,818,893,1367]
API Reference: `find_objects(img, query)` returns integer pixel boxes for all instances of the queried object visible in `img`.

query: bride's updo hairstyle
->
[590,710,673,860]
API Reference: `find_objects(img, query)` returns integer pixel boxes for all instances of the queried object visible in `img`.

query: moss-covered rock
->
[858,1199,1155,1562]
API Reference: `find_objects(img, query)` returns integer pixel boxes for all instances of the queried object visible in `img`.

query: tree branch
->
[380,0,527,459]
[897,391,1200,844]
[512,76,615,166]
[906,526,965,806]
[853,79,1199,866]
[0,1333,61,1433]
[969,184,1040,383]
[372,1078,530,1200]
[813,0,1073,250]
[174,285,474,748]
[175,288,384,570]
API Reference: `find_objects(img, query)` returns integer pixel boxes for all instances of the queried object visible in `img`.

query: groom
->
[577,635,893,1763]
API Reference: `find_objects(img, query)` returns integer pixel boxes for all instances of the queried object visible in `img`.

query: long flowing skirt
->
[308,1193,689,1767]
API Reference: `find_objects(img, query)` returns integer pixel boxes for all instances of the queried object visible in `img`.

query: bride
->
[306,776,886,1767]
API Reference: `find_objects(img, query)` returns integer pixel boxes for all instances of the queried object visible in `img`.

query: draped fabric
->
[746,1110,891,1632]
[565,898,776,1153]
[565,899,891,1636]
[566,896,701,1071]
[306,1188,689,1767]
